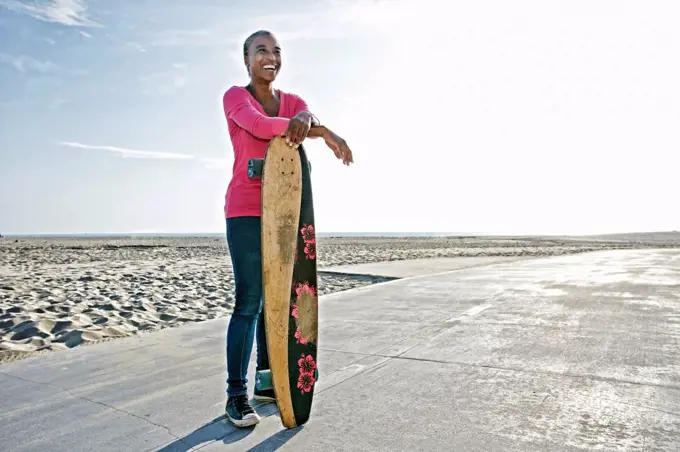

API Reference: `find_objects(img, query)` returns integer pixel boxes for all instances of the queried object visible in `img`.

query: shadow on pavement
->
[156,402,299,451]
[155,414,251,451]
[244,426,304,451]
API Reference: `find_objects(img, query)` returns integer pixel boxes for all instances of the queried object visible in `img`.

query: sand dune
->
[1,234,677,363]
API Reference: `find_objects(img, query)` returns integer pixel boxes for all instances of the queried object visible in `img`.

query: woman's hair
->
[243,30,275,57]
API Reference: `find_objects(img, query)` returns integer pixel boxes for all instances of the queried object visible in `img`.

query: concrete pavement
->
[321,255,534,278]
[0,249,679,451]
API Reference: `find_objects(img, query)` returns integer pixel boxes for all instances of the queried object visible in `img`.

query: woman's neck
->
[247,80,276,102]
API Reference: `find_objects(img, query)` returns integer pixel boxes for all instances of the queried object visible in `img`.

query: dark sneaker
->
[253,388,276,403]
[225,394,261,427]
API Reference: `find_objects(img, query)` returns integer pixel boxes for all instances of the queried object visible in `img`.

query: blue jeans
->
[225,216,269,397]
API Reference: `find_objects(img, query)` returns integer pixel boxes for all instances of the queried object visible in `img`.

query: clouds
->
[0,0,100,27]
[0,53,58,72]
[139,0,391,50]
[148,28,216,48]
[201,157,230,170]
[138,64,188,96]
[58,141,229,169]
[59,141,195,160]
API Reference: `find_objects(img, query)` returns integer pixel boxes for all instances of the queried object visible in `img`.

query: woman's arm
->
[307,125,327,138]
[307,125,353,165]
[223,87,290,139]
[288,94,352,164]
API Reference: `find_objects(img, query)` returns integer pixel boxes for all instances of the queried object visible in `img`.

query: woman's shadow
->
[156,401,303,451]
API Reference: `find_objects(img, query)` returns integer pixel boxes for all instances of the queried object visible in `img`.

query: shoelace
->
[233,396,254,414]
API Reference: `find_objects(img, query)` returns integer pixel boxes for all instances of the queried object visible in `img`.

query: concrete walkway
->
[321,255,534,278]
[0,249,679,451]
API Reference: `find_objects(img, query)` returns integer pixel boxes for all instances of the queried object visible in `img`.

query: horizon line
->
[2,230,678,238]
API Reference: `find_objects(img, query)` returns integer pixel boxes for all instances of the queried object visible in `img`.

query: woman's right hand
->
[323,129,353,165]
[285,111,312,146]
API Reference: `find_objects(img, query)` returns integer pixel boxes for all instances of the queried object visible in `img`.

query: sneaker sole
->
[228,413,261,428]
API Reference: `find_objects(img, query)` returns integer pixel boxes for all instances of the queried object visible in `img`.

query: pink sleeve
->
[223,87,290,139]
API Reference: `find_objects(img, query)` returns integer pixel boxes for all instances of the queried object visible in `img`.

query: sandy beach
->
[1,233,679,364]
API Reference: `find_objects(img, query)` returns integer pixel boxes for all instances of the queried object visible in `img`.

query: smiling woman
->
[220,29,353,428]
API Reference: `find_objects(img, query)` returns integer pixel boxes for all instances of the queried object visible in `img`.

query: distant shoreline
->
[0,231,520,238]
[2,230,679,239]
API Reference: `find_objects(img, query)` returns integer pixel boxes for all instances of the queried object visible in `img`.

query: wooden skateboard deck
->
[247,136,319,429]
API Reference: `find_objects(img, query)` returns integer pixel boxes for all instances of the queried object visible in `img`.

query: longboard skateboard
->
[247,136,319,429]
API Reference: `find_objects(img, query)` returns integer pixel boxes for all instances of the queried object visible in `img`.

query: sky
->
[0,0,679,236]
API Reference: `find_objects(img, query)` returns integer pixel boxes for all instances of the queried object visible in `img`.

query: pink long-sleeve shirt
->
[222,86,311,218]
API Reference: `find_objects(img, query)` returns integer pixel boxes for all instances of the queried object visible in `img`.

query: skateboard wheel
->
[255,369,273,391]
[247,158,264,179]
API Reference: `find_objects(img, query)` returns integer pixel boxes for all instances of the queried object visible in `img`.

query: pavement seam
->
[608,398,680,419]
[0,370,188,449]
[314,357,392,398]
[458,321,680,337]
[316,350,680,392]
[310,323,462,397]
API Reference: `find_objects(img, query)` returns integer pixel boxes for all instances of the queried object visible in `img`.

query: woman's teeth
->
[264,65,276,71]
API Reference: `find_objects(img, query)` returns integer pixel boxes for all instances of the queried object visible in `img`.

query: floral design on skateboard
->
[297,353,317,394]
[300,224,316,260]
[289,221,320,397]
[291,281,317,344]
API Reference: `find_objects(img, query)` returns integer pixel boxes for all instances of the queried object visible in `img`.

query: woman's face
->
[245,34,282,82]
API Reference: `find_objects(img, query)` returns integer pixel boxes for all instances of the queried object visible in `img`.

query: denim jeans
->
[225,216,269,397]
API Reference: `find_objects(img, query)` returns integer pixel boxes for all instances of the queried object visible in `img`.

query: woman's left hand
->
[284,112,312,146]
[323,129,353,165]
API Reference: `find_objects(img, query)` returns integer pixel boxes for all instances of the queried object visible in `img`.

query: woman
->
[222,29,353,427]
